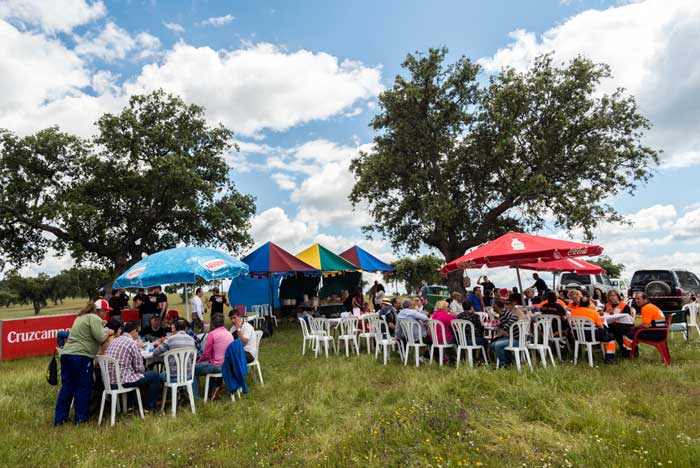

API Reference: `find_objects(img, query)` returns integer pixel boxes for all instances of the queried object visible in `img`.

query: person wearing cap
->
[208,287,228,317]
[54,302,114,426]
[140,314,168,341]
[95,293,113,317]
[193,313,233,400]
[229,310,257,363]
[377,297,397,336]
[104,321,161,413]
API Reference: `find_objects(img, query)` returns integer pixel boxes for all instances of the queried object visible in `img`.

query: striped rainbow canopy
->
[296,243,359,275]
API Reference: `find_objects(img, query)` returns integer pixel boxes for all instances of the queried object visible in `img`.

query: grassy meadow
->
[1,297,700,467]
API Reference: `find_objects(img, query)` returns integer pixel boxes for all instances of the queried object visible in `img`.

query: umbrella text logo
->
[201,259,227,271]
[125,266,145,280]
[510,239,526,251]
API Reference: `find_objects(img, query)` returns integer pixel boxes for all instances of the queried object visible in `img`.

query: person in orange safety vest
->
[570,297,617,363]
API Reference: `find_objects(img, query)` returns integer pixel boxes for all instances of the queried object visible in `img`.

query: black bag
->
[46,351,59,386]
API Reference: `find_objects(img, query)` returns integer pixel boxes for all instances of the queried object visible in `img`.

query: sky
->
[2,0,700,289]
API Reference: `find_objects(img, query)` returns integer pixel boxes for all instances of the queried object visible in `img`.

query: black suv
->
[628,269,700,311]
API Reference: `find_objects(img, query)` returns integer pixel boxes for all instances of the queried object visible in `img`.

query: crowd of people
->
[372,277,673,368]
[54,286,257,426]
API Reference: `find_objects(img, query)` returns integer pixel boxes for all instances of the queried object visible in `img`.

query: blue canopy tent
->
[229,242,319,315]
[114,246,249,320]
[339,245,395,272]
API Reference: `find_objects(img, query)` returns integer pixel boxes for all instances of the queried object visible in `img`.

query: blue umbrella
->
[114,247,249,319]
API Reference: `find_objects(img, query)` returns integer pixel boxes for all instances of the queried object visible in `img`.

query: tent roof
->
[441,232,603,273]
[242,241,318,274]
[296,243,359,272]
[339,246,394,272]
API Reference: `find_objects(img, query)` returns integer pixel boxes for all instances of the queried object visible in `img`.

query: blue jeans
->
[467,336,489,355]
[491,338,512,368]
[54,354,94,426]
[192,363,222,399]
[120,371,160,410]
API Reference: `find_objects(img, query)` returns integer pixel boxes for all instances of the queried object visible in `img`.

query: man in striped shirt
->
[104,322,160,412]
[152,319,196,379]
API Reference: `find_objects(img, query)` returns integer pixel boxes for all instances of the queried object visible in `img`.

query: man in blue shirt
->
[468,287,485,312]
[395,299,429,341]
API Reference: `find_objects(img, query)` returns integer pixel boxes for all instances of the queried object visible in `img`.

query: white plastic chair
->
[496,320,533,372]
[95,355,144,426]
[528,318,556,368]
[427,319,454,366]
[535,314,570,361]
[568,317,605,368]
[160,347,197,416]
[248,330,264,385]
[310,317,335,358]
[476,312,489,323]
[250,305,264,329]
[373,318,397,365]
[675,303,700,340]
[204,372,241,402]
[357,315,375,353]
[337,317,360,356]
[399,319,427,367]
[298,318,316,355]
[260,303,277,328]
[451,319,488,368]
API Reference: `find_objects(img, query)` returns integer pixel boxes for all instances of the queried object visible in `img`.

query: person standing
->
[108,288,127,321]
[419,280,429,300]
[190,287,207,333]
[54,303,113,426]
[531,273,549,297]
[155,286,168,320]
[477,276,496,296]
[468,287,485,312]
[208,287,228,317]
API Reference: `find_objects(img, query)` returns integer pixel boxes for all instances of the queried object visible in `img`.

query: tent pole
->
[552,273,558,291]
[516,266,524,305]
[184,285,190,321]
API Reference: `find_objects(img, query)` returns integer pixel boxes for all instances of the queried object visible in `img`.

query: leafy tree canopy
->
[0,90,256,282]
[589,255,625,278]
[384,255,446,294]
[351,48,658,292]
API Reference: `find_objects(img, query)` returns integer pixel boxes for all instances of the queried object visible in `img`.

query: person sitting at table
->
[523,288,543,307]
[604,290,634,349]
[99,318,124,355]
[456,303,489,354]
[164,309,180,328]
[104,321,160,413]
[395,299,430,345]
[538,291,570,336]
[490,299,519,368]
[449,292,464,315]
[351,289,366,315]
[140,315,168,341]
[193,313,233,400]
[377,297,397,336]
[567,289,584,309]
[413,296,425,314]
[229,310,257,363]
[152,319,196,379]
[468,287,485,312]
[570,298,617,364]
[431,301,455,346]
[622,292,666,355]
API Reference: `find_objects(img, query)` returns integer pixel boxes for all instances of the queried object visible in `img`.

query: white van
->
[609,278,629,297]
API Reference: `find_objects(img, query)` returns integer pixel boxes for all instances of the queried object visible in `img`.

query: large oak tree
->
[350,49,658,292]
[0,90,256,285]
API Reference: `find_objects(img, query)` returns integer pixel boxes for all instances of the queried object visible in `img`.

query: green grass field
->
[1,297,700,467]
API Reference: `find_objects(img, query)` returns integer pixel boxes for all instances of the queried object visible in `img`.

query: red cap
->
[95,299,113,311]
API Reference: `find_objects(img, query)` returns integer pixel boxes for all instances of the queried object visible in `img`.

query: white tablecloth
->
[603,313,634,326]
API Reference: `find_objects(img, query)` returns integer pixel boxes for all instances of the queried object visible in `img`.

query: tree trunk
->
[33,301,40,315]
[446,270,465,296]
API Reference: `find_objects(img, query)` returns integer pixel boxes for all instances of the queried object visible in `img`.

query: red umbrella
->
[440,232,603,294]
[518,258,605,274]
[518,258,605,289]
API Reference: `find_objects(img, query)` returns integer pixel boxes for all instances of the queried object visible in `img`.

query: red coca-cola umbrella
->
[517,258,605,289]
[440,232,603,294]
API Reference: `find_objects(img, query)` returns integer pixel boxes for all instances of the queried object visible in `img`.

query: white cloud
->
[478,0,700,168]
[198,14,235,27]
[125,42,383,137]
[271,173,296,191]
[0,0,105,33]
[672,208,700,240]
[74,22,160,62]
[250,207,318,251]
[163,22,185,33]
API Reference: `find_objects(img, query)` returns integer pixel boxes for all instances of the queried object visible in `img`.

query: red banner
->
[0,314,78,361]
